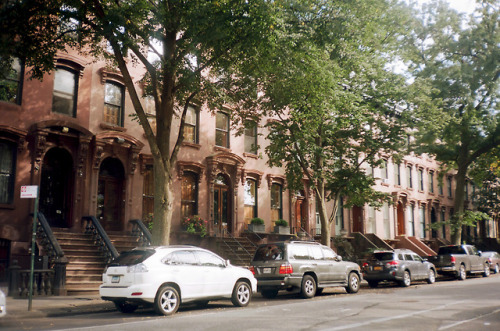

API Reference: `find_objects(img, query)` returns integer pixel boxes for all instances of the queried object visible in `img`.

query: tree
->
[232,0,416,245]
[0,0,274,244]
[404,0,500,244]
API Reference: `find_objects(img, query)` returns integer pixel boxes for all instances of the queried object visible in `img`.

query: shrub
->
[274,219,288,227]
[250,217,265,225]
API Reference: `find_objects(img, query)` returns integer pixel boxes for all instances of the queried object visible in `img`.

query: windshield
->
[253,244,284,261]
[108,249,155,266]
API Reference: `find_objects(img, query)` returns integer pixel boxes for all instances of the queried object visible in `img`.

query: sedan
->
[0,289,6,317]
[482,251,500,274]
[100,246,257,316]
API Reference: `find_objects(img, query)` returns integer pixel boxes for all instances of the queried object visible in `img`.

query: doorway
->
[294,191,307,233]
[213,174,231,235]
[97,158,125,232]
[39,148,74,228]
[431,207,437,238]
[352,206,363,233]
[397,202,405,236]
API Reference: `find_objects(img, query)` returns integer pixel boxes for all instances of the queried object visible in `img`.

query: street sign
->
[21,185,38,198]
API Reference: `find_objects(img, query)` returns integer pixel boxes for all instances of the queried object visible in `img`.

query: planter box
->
[248,224,265,233]
[274,226,290,234]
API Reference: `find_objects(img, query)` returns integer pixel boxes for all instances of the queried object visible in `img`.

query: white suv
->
[100,246,257,315]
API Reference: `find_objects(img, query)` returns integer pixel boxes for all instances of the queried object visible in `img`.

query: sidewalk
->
[3,294,115,320]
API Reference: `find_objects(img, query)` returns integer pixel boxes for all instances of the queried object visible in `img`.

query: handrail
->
[36,212,65,260]
[129,219,152,246]
[221,228,254,265]
[81,216,119,262]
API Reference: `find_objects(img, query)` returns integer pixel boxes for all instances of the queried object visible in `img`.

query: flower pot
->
[248,224,265,233]
[274,225,290,234]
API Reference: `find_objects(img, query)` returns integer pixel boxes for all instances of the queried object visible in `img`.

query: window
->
[394,163,401,186]
[315,199,322,235]
[429,171,434,193]
[183,106,198,143]
[447,177,453,197]
[418,169,424,191]
[438,178,444,195]
[244,179,257,223]
[0,141,16,204]
[406,165,413,189]
[215,112,229,148]
[380,160,388,180]
[408,204,415,236]
[270,183,282,221]
[367,206,376,233]
[0,57,23,104]
[383,202,390,239]
[244,122,257,154]
[419,206,426,238]
[181,172,198,218]
[194,250,225,267]
[104,82,124,126]
[142,165,154,224]
[53,67,78,116]
[335,198,344,229]
[441,209,446,239]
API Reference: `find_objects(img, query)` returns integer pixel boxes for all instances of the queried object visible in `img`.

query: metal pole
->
[28,187,39,311]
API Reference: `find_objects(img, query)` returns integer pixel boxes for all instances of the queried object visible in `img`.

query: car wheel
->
[367,280,379,288]
[114,301,139,314]
[300,275,316,299]
[231,281,252,307]
[427,269,436,284]
[345,272,360,294]
[494,264,499,274]
[483,263,490,277]
[400,270,411,287]
[261,289,279,299]
[154,285,180,316]
[457,264,466,281]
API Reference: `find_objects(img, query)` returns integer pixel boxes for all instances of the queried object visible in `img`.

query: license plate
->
[262,268,272,274]
[373,266,382,271]
[111,276,120,283]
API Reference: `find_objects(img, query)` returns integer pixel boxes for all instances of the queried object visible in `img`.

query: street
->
[1,274,499,331]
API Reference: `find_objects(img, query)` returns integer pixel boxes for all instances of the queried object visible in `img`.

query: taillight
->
[362,262,369,268]
[279,263,293,274]
[249,266,256,275]
[450,256,456,264]
[386,260,399,267]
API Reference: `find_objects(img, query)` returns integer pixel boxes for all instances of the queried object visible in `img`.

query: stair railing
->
[221,229,255,266]
[82,216,119,263]
[36,212,65,260]
[129,219,152,246]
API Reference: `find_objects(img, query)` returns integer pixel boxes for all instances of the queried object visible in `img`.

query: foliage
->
[181,215,207,237]
[402,0,500,243]
[428,210,490,235]
[250,217,265,225]
[274,219,288,227]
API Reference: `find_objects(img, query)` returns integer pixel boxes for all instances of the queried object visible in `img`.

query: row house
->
[0,48,491,289]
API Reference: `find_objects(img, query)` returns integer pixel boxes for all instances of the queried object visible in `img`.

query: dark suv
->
[250,241,362,299]
[362,249,436,288]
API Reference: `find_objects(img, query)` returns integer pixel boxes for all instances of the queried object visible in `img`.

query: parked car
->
[427,244,490,280]
[249,241,362,299]
[481,251,500,274]
[0,289,6,317]
[100,246,257,316]
[362,249,436,288]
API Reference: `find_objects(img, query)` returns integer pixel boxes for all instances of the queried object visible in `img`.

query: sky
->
[416,0,477,13]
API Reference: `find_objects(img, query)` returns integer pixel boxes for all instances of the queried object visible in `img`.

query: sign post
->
[21,185,39,311]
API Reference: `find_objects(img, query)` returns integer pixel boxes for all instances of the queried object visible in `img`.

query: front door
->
[39,148,74,228]
[397,202,405,236]
[352,206,363,233]
[214,174,231,235]
[295,198,305,233]
[97,158,124,232]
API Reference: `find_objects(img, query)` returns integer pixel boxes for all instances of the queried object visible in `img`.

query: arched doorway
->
[431,207,437,238]
[97,158,125,232]
[40,148,74,228]
[214,174,231,235]
[352,206,363,233]
[397,202,405,235]
[294,190,307,233]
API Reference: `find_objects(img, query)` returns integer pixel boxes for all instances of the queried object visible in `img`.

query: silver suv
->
[250,241,362,299]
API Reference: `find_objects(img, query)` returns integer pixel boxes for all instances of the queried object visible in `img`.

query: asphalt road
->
[3,274,500,330]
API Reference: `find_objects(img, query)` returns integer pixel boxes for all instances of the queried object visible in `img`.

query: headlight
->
[127,263,148,273]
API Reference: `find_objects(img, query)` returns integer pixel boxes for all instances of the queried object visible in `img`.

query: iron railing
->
[82,216,119,262]
[129,219,152,246]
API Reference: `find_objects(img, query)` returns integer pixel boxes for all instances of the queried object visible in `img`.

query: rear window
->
[108,249,155,266]
[253,244,284,261]
[373,252,395,261]
[438,246,466,255]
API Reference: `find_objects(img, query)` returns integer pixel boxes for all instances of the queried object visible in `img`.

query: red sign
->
[20,186,38,198]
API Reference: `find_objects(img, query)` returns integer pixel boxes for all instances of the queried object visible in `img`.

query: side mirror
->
[478,251,482,256]
[335,255,343,262]
[225,259,231,267]
[422,258,428,262]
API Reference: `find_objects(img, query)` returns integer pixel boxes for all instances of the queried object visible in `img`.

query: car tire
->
[300,275,316,299]
[261,289,279,299]
[345,272,360,294]
[231,281,252,307]
[457,264,466,281]
[400,270,411,287]
[114,301,139,314]
[154,285,180,316]
[427,269,436,284]
[367,280,379,288]
[494,264,499,274]
[483,263,490,277]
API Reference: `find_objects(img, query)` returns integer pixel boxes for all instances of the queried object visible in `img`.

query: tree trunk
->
[450,165,467,245]
[151,159,174,245]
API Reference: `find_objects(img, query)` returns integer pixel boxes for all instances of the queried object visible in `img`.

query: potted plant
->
[181,215,208,237]
[248,217,266,233]
[274,219,290,234]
